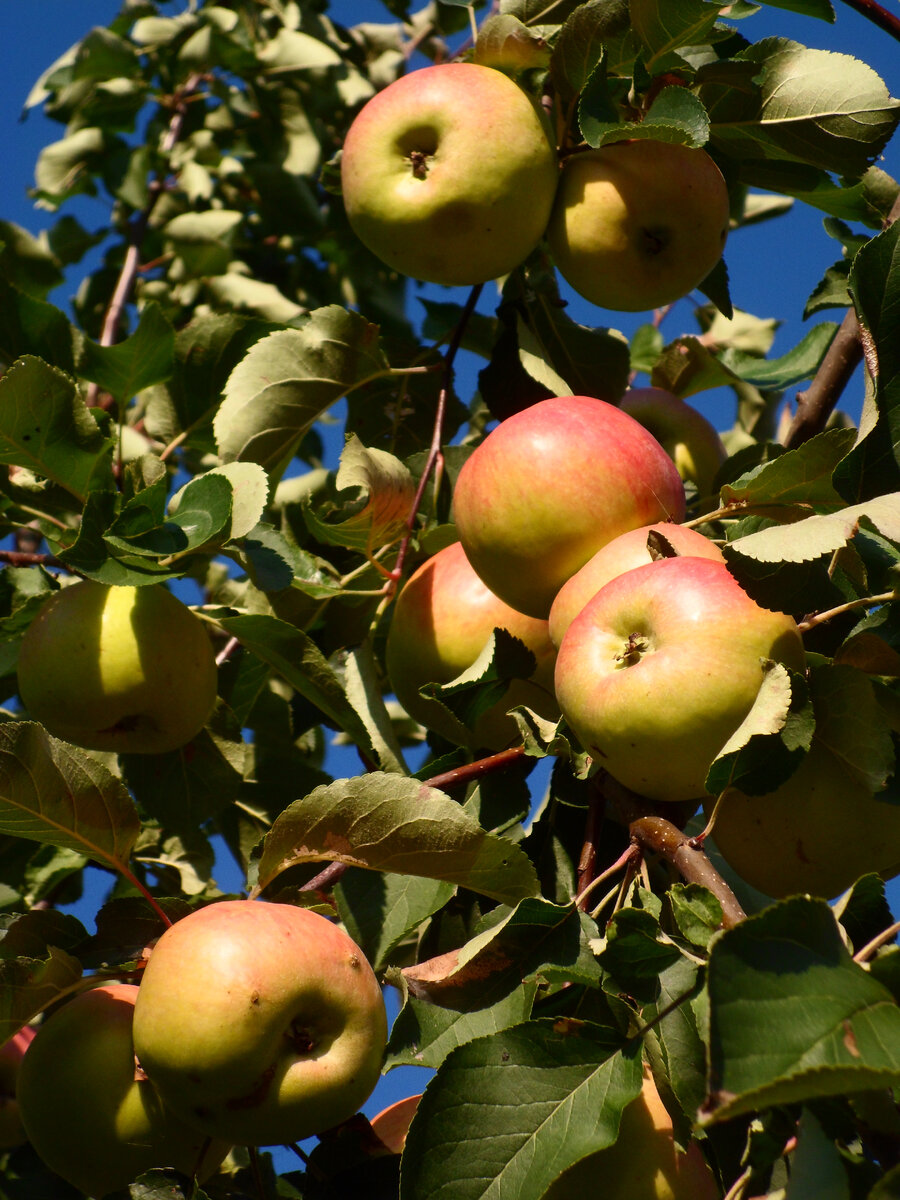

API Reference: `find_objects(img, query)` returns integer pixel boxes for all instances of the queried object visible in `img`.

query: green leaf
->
[256,27,342,72]
[584,86,711,149]
[668,885,723,950]
[399,1021,642,1200]
[550,0,630,104]
[834,220,900,503]
[807,662,895,793]
[336,868,454,972]
[76,302,175,403]
[0,949,83,1042]
[34,127,107,207]
[755,0,834,21]
[400,900,601,1011]
[214,307,389,475]
[720,322,839,388]
[0,276,80,372]
[252,773,541,905]
[472,14,552,72]
[597,906,683,1000]
[703,896,900,1123]
[704,40,900,178]
[343,641,408,777]
[0,723,141,872]
[426,628,539,735]
[0,356,114,501]
[630,0,725,71]
[214,612,383,764]
[725,492,900,562]
[386,983,536,1071]
[162,209,243,277]
[720,427,857,513]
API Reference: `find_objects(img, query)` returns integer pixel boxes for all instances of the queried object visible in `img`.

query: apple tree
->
[0,0,899,1197]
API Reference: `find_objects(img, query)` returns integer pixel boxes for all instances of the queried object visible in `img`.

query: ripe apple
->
[547,140,730,312]
[0,1025,35,1149]
[706,737,900,901]
[548,523,724,647]
[341,63,559,286]
[16,984,230,1198]
[554,557,806,802]
[17,580,218,755]
[386,541,559,749]
[543,1069,718,1200]
[619,388,728,497]
[453,396,686,619]
[132,899,388,1146]
[370,1093,422,1154]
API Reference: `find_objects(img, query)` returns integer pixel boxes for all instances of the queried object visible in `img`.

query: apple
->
[132,899,388,1146]
[543,1069,718,1200]
[16,984,230,1198]
[370,1093,422,1155]
[386,541,559,749]
[547,139,730,312]
[706,738,900,902]
[17,580,218,755]
[453,396,686,620]
[340,63,559,286]
[0,1025,35,1149]
[554,557,806,802]
[548,523,725,647]
[619,388,728,497]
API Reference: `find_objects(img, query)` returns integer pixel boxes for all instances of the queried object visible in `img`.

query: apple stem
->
[118,864,173,928]
[798,591,894,633]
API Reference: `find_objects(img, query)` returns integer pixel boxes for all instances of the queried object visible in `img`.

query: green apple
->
[554,557,806,802]
[706,734,900,901]
[544,1070,719,1200]
[341,62,559,286]
[453,396,686,620]
[386,541,559,749]
[17,984,230,1198]
[547,140,730,312]
[548,522,725,647]
[619,388,728,497]
[132,899,388,1146]
[0,1025,35,1149]
[17,580,218,755]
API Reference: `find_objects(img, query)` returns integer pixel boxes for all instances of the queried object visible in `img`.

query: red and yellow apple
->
[17,580,218,755]
[341,63,559,286]
[453,396,686,620]
[554,557,806,802]
[548,522,724,646]
[132,899,387,1147]
[17,984,230,1198]
[386,541,558,749]
[619,388,728,497]
[547,140,730,312]
[544,1069,718,1199]
[0,1025,35,1149]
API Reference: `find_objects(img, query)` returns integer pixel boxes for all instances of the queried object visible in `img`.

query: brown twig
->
[839,0,900,41]
[576,776,606,902]
[798,590,894,633]
[421,745,526,792]
[629,816,746,929]
[784,190,900,448]
[0,549,68,570]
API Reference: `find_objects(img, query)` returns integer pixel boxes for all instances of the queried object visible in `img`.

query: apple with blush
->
[453,396,686,620]
[386,540,558,749]
[132,900,387,1147]
[341,63,559,287]
[554,557,806,802]
[549,522,724,646]
[0,1025,35,1149]
[547,139,730,313]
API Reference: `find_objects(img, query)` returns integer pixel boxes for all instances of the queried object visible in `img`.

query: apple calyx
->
[616,632,650,668]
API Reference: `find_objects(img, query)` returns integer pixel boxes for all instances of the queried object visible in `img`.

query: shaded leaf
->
[550,0,630,104]
[76,302,175,402]
[725,492,900,562]
[584,86,711,149]
[336,868,454,972]
[252,773,541,905]
[704,897,900,1122]
[400,1020,642,1200]
[385,983,536,1070]
[0,949,83,1042]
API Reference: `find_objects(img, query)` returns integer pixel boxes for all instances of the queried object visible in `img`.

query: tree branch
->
[839,0,900,42]
[421,745,526,792]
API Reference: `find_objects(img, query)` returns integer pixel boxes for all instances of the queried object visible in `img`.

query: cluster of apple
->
[340,62,731,311]
[9,899,387,1197]
[387,391,900,903]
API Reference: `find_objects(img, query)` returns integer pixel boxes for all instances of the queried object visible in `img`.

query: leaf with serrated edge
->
[721,426,856,512]
[252,774,540,905]
[0,950,83,1042]
[305,435,416,554]
[169,462,268,541]
[385,983,535,1070]
[399,1020,642,1200]
[727,493,900,562]
[214,307,388,471]
[0,723,141,870]
[703,896,900,1123]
